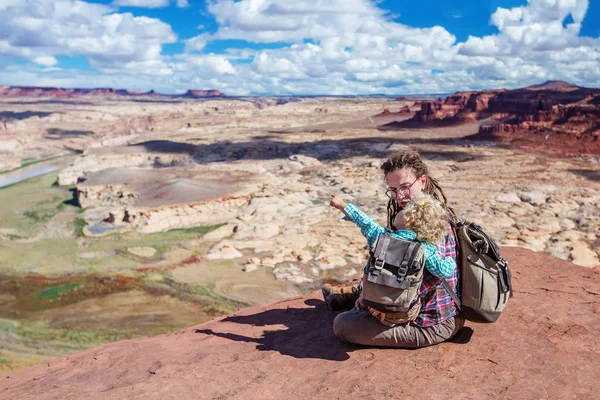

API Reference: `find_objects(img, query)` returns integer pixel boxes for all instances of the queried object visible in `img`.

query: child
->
[324,192,456,324]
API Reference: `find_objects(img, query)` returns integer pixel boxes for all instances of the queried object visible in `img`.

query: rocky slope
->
[384,81,600,155]
[2,247,600,400]
[478,103,600,155]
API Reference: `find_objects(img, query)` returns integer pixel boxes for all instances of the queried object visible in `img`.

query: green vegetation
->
[0,238,141,275]
[166,224,226,235]
[116,246,165,262]
[23,209,56,223]
[0,172,75,237]
[0,173,251,375]
[35,282,83,301]
[145,274,247,315]
[12,321,133,345]
[74,217,86,237]
[0,317,140,374]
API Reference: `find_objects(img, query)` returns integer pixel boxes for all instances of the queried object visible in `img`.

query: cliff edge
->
[1,247,599,399]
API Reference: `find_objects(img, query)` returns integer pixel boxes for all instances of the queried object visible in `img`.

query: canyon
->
[0,82,598,378]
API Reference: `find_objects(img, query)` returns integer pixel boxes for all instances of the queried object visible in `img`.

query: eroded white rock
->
[206,242,243,260]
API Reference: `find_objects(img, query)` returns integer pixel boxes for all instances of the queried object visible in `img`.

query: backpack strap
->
[401,241,421,271]
[441,279,461,310]
[444,217,462,310]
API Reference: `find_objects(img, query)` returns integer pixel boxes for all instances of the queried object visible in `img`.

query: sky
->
[0,0,598,95]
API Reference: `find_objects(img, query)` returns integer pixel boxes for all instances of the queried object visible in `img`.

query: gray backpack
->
[442,221,513,323]
[362,234,425,322]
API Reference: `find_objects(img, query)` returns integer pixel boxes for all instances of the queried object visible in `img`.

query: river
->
[0,157,72,188]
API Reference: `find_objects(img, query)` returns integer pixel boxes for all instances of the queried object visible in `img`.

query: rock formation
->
[525,80,581,92]
[181,90,226,98]
[478,103,600,155]
[371,106,414,118]
[2,247,600,399]
[0,85,225,98]
[379,100,463,129]
[381,81,600,155]
[2,93,598,276]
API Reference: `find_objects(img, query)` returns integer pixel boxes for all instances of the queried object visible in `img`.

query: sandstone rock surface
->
[2,247,599,400]
[1,93,597,274]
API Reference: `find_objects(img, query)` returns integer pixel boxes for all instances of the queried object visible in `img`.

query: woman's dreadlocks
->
[380,151,457,230]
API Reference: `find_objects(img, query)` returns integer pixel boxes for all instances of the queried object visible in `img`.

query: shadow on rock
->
[0,110,55,121]
[570,168,600,182]
[62,187,80,207]
[195,299,353,361]
[44,128,95,140]
[136,137,487,164]
[448,326,474,344]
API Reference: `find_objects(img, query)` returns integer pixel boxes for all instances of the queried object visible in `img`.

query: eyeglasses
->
[385,177,419,199]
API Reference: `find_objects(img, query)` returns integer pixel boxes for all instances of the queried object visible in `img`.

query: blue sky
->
[0,0,598,95]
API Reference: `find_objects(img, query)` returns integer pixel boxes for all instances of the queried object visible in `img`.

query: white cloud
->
[206,0,388,42]
[0,0,177,70]
[460,0,591,56]
[0,0,599,95]
[113,0,189,8]
[33,55,58,67]
[182,54,237,75]
[113,0,170,8]
[185,33,210,52]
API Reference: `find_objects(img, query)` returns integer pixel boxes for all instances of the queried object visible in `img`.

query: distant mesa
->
[118,89,144,95]
[524,80,581,92]
[181,89,226,98]
[0,85,226,98]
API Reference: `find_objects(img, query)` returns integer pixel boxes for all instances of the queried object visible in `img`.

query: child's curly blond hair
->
[403,192,448,245]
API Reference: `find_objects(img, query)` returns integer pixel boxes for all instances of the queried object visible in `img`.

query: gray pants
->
[333,309,465,348]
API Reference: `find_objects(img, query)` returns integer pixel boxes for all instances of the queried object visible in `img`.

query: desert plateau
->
[3,0,600,397]
[0,81,598,382]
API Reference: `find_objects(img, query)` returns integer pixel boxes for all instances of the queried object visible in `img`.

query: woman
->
[330,151,463,348]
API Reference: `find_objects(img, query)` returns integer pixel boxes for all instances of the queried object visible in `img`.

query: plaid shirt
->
[344,204,459,327]
[414,226,459,327]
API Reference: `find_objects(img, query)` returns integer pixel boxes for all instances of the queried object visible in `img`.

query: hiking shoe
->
[321,284,358,311]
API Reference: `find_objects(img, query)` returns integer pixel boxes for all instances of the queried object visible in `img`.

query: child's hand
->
[329,194,347,211]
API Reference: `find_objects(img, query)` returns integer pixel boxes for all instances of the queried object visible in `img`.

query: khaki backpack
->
[442,220,513,323]
[361,234,425,323]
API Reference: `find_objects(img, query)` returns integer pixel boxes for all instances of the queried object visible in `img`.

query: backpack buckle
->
[374,258,385,270]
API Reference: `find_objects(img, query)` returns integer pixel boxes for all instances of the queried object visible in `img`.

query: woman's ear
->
[419,175,427,187]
